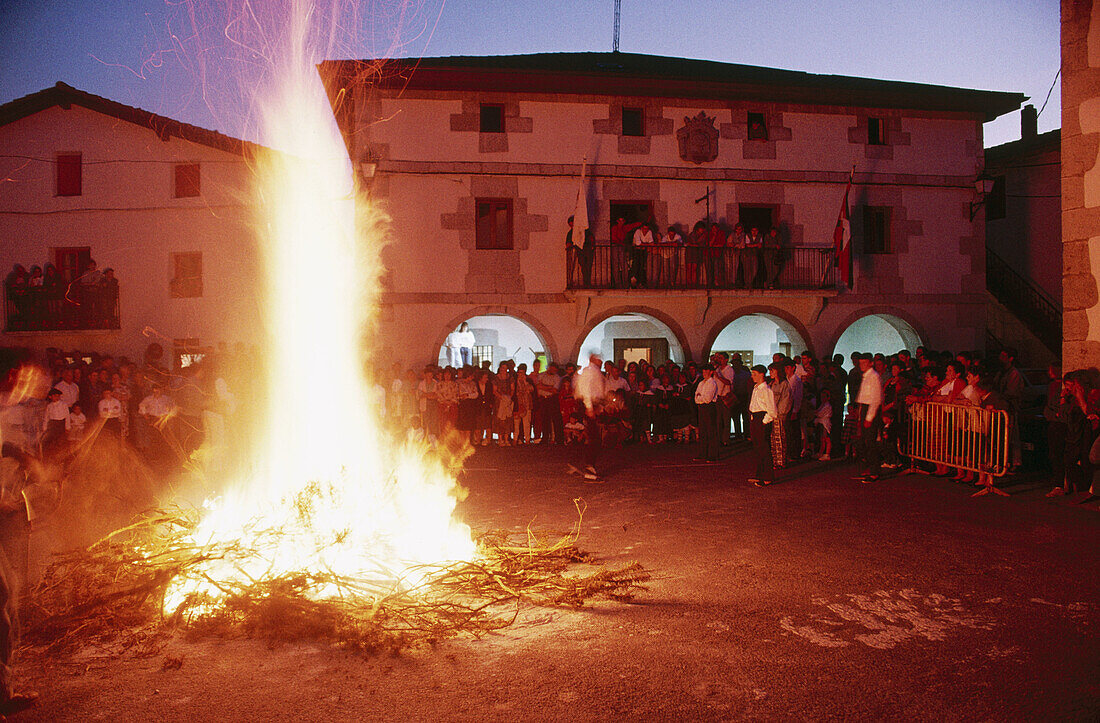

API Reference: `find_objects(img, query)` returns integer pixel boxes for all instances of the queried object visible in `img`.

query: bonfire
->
[24,0,647,656]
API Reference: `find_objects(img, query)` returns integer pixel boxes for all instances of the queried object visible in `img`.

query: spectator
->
[512,364,535,444]
[813,388,833,460]
[854,353,884,482]
[693,364,720,462]
[769,362,790,470]
[1044,366,1067,496]
[763,227,781,288]
[748,364,778,486]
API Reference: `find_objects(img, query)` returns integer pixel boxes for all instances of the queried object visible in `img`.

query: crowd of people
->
[385,345,1099,492]
[1,342,248,472]
[3,261,119,330]
[568,215,801,289]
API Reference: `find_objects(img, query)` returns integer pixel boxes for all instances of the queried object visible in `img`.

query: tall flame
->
[162,1,474,611]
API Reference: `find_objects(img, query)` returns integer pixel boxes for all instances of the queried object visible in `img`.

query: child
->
[813,389,833,460]
[841,403,860,460]
[67,403,87,442]
[42,387,69,454]
[880,410,901,469]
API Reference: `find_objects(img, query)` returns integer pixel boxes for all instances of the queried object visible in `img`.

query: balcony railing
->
[566,245,837,290]
[3,284,120,332]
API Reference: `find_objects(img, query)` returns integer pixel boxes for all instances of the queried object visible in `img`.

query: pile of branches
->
[23,503,649,657]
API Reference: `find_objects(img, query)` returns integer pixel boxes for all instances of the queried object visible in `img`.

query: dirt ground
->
[13,442,1100,721]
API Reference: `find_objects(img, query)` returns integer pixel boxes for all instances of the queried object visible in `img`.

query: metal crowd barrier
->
[906,401,1010,477]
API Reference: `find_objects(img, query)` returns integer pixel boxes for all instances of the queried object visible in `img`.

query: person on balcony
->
[707,223,727,287]
[743,227,763,288]
[631,222,658,287]
[729,223,747,288]
[686,221,707,286]
[565,215,594,287]
[763,227,782,288]
[101,268,119,328]
[657,226,682,287]
[610,217,633,288]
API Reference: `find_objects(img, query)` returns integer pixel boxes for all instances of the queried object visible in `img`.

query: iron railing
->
[986,246,1061,353]
[3,284,120,332]
[566,245,837,290]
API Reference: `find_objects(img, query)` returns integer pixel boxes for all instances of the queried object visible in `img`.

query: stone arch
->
[434,306,558,365]
[828,306,926,363]
[702,305,815,361]
[570,305,693,364]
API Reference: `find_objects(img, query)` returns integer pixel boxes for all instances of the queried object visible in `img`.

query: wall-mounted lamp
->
[969,172,996,221]
[358,159,377,182]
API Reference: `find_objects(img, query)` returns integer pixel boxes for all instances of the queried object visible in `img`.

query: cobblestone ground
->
[16,442,1100,721]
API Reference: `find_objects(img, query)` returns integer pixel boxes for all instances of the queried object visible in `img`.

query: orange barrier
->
[906,401,1010,477]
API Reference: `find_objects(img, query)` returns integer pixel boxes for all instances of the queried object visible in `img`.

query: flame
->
[162,1,474,612]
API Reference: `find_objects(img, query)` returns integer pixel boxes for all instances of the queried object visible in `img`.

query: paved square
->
[20,444,1100,720]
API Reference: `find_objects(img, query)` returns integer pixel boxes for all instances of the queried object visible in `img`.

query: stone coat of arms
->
[677,112,719,164]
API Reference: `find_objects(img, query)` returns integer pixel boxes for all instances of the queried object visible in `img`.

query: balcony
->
[3,284,120,332]
[566,245,838,291]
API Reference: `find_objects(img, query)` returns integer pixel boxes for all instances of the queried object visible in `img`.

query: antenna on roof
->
[613,0,621,52]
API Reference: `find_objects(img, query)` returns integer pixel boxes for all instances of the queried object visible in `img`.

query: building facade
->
[984,113,1062,365]
[320,53,1023,369]
[0,83,262,364]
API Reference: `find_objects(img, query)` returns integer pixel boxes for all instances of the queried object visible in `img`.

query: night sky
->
[0,0,1060,148]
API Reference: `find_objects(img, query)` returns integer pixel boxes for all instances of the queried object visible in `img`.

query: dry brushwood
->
[23,501,649,656]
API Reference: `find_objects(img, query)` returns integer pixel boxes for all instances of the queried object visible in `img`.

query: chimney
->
[1021,104,1038,139]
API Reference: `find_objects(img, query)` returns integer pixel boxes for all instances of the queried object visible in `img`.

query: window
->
[173,338,209,370]
[56,153,82,196]
[174,163,200,198]
[609,201,653,231]
[472,345,494,368]
[479,104,504,133]
[747,112,768,141]
[53,247,92,284]
[622,107,644,137]
[170,252,203,297]
[867,117,887,145]
[862,206,891,254]
[475,199,513,249]
[737,205,776,234]
[986,175,1006,220]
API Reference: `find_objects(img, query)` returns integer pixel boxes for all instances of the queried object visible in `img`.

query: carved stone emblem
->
[677,111,719,164]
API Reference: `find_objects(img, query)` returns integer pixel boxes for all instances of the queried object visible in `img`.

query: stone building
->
[984,107,1061,366]
[0,83,262,366]
[1061,0,1100,369]
[319,53,1024,369]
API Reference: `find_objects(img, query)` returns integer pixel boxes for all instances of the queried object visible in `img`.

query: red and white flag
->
[834,167,854,288]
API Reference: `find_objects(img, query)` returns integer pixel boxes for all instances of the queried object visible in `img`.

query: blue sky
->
[0,0,1060,148]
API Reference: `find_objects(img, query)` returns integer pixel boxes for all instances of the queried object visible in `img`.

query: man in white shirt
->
[748,365,778,486]
[854,353,884,481]
[604,363,630,396]
[54,368,79,410]
[573,354,607,481]
[712,352,736,447]
[694,365,720,462]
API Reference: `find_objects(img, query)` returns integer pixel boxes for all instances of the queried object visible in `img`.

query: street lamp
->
[969,172,996,221]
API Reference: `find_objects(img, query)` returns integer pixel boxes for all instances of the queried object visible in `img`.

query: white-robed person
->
[453,322,476,368]
[573,353,607,481]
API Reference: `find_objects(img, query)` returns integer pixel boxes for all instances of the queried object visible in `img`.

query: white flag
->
[572,157,588,248]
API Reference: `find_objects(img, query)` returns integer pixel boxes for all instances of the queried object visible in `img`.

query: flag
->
[572,157,588,249]
[833,166,854,288]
